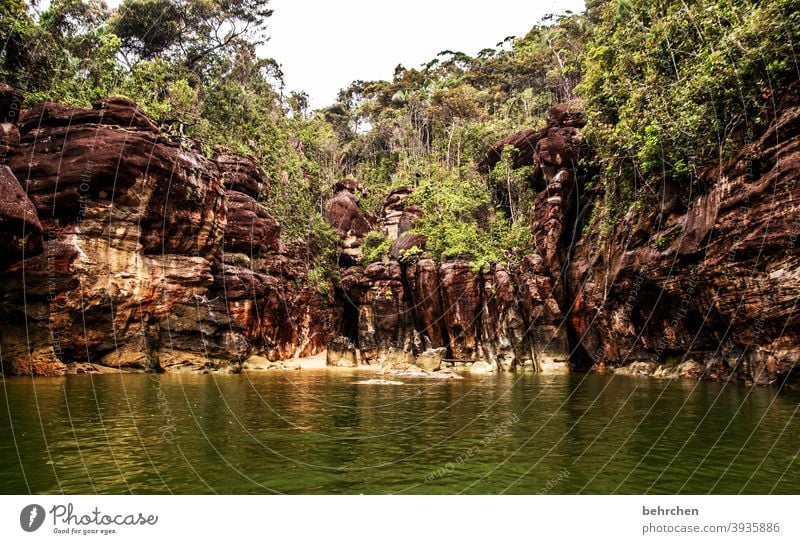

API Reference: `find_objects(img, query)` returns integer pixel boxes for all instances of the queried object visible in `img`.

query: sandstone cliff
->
[326,96,799,384]
[1,84,797,384]
[328,102,585,373]
[569,87,800,384]
[0,91,333,375]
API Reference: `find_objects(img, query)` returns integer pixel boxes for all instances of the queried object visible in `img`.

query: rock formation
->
[328,94,799,384]
[329,103,585,373]
[0,93,333,375]
[0,85,796,384]
[323,179,373,265]
[569,87,800,384]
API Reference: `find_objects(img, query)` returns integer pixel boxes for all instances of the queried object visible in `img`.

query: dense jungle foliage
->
[2,0,798,272]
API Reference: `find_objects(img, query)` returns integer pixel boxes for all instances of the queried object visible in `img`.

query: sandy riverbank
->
[243,351,474,378]
[243,350,382,372]
[293,351,328,369]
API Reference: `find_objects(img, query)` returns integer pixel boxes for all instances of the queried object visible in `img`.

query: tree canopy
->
[2,0,797,269]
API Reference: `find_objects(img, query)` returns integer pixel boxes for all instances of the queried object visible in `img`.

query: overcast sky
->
[265,0,586,108]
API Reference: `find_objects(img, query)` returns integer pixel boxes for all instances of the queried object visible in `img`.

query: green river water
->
[1,371,798,494]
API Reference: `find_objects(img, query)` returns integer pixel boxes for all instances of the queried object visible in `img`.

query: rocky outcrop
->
[216,153,267,198]
[0,165,42,268]
[438,260,482,360]
[339,261,412,365]
[329,94,798,385]
[223,190,280,255]
[330,103,585,372]
[0,93,332,375]
[336,257,550,371]
[209,239,333,364]
[323,180,373,264]
[1,98,226,374]
[326,335,358,367]
[2,86,795,384]
[479,100,585,173]
[323,182,421,266]
[481,262,537,371]
[568,90,800,384]
[382,186,421,241]
[479,127,545,171]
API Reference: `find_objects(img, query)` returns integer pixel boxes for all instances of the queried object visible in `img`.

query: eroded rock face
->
[331,103,585,372]
[339,262,413,365]
[1,99,226,374]
[569,92,800,384]
[216,153,266,199]
[207,240,334,364]
[2,87,795,384]
[382,186,421,241]
[336,257,552,371]
[223,190,280,255]
[480,264,535,371]
[333,95,798,383]
[327,335,357,367]
[406,258,446,348]
[324,183,373,264]
[439,260,482,361]
[11,99,222,256]
[0,165,42,268]
[0,93,332,375]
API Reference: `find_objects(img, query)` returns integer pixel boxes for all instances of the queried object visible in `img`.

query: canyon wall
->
[569,89,800,385]
[1,84,797,384]
[0,89,333,375]
[327,97,799,384]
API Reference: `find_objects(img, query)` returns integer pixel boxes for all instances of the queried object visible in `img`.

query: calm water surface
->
[1,371,798,494]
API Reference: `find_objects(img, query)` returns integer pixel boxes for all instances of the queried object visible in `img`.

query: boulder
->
[417,347,446,371]
[324,189,372,263]
[327,336,358,367]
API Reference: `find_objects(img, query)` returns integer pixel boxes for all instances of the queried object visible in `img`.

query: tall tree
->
[111,0,273,71]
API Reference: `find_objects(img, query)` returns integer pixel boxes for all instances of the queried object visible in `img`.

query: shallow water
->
[1,370,798,494]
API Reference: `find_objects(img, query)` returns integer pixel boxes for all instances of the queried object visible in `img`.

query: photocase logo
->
[20,504,45,532]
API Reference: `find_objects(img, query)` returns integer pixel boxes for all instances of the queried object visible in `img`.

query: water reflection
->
[0,371,798,494]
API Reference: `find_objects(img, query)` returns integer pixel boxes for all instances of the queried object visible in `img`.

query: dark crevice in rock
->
[337,288,359,343]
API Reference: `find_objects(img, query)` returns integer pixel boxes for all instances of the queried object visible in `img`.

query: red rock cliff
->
[568,88,800,384]
[0,92,332,375]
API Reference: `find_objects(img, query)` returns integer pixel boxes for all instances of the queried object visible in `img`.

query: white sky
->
[265,0,586,108]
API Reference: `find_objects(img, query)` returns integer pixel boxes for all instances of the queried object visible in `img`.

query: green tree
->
[111,0,272,71]
[579,0,800,225]
[1,1,57,89]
